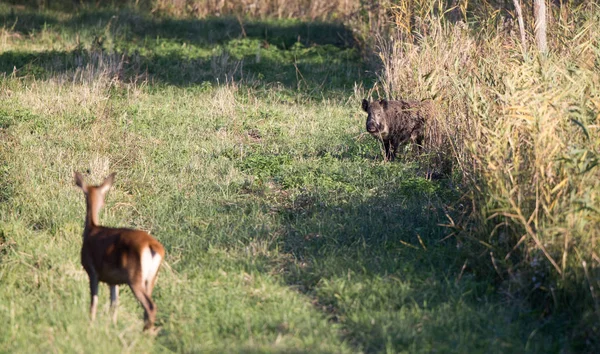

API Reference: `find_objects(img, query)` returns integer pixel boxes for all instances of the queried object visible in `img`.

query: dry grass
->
[151,0,361,21]
[148,0,396,55]
[375,1,600,325]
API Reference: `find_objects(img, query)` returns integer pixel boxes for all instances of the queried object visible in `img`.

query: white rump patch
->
[140,247,162,285]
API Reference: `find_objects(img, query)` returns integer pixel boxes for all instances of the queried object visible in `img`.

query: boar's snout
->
[366,119,381,133]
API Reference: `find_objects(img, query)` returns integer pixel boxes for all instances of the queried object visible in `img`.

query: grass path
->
[0,5,561,353]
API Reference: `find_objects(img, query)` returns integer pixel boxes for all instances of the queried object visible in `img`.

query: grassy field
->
[0,3,594,353]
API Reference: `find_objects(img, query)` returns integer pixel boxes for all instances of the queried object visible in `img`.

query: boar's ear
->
[380,99,388,109]
[361,99,369,112]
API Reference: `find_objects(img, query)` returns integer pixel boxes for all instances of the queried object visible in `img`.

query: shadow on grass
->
[1,4,354,48]
[0,7,365,94]
[271,175,567,352]
[0,47,363,95]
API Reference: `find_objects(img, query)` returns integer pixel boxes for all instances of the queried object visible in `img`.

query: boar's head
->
[362,99,389,139]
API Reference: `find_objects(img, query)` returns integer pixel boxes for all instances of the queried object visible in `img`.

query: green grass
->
[0,4,586,353]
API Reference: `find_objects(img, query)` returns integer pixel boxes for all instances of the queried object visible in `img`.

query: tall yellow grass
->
[376,1,600,305]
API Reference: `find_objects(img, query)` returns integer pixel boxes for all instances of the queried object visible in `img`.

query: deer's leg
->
[110,285,119,324]
[146,273,158,297]
[129,281,157,331]
[89,274,99,322]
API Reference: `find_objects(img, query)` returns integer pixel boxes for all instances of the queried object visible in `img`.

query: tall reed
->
[376,0,600,329]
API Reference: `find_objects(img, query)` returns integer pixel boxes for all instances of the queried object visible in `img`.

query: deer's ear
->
[362,99,369,112]
[380,99,388,109]
[74,172,88,193]
[99,172,116,194]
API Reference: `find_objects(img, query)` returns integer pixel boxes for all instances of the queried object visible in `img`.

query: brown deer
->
[74,172,165,331]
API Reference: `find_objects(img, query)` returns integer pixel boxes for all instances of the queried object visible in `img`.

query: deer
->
[74,172,165,332]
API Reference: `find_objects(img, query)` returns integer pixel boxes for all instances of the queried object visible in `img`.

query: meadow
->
[0,1,598,353]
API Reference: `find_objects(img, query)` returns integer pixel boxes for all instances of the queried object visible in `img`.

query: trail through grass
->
[0,4,578,353]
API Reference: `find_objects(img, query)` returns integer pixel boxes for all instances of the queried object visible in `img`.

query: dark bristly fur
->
[362,99,433,161]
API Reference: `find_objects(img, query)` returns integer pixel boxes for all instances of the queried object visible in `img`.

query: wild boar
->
[361,98,433,161]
